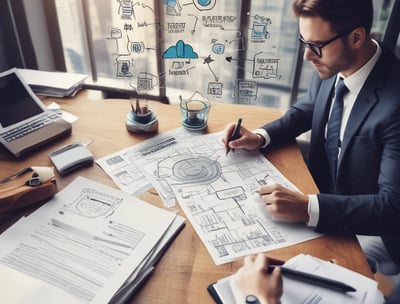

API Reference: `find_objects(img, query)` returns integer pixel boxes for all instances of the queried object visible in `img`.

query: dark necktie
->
[325,78,348,179]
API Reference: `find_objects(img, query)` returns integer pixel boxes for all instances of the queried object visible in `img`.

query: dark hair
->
[292,0,373,34]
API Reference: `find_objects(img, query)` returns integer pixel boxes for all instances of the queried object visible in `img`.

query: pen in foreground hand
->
[226,118,242,156]
[268,265,356,292]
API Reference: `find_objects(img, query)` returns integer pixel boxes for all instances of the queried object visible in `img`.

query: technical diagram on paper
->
[96,128,204,205]
[140,131,321,265]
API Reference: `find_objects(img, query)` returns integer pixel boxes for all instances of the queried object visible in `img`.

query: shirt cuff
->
[253,128,271,148]
[307,194,319,227]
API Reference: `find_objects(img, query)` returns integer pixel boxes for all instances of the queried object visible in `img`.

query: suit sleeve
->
[260,73,321,148]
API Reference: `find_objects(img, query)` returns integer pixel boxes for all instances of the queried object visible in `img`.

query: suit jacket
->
[262,46,400,267]
[386,282,400,304]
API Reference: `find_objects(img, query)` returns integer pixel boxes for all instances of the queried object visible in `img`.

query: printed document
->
[0,177,182,304]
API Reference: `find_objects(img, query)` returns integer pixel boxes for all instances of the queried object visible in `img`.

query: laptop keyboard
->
[0,112,60,142]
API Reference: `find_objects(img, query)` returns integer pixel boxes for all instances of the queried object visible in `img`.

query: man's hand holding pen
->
[222,120,265,154]
[258,184,309,223]
[222,120,309,224]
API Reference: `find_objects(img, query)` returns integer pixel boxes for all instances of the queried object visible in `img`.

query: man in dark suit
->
[223,0,400,286]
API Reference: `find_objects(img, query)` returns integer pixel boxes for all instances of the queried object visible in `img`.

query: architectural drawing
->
[140,132,320,264]
[97,129,320,264]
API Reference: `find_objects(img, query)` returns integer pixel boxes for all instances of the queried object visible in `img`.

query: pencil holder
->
[131,111,153,124]
[126,109,158,133]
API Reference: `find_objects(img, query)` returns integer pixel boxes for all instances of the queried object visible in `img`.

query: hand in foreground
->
[222,122,264,153]
[259,184,309,223]
[232,253,282,304]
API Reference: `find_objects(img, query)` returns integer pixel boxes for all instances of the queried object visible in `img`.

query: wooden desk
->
[0,90,373,303]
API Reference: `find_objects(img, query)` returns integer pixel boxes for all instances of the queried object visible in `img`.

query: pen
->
[136,99,141,114]
[226,118,242,156]
[269,266,356,292]
[130,99,135,113]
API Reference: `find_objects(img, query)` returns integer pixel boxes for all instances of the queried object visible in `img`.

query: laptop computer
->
[0,68,72,157]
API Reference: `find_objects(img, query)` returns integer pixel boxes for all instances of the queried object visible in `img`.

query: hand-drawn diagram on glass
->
[117,0,135,20]
[251,14,272,41]
[166,0,217,14]
[107,2,161,96]
[162,40,199,59]
[105,1,285,104]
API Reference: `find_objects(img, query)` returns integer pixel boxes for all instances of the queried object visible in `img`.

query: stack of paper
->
[0,177,184,304]
[209,254,384,304]
[18,68,87,97]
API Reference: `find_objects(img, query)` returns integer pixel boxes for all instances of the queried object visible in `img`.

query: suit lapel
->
[312,76,336,144]
[337,50,388,171]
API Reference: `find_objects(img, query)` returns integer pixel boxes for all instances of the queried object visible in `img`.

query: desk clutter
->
[0,177,185,304]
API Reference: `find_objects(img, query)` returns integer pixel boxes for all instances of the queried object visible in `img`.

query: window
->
[54,0,302,110]
[5,0,398,110]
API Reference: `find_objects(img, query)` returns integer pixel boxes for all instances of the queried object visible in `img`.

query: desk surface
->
[0,91,373,303]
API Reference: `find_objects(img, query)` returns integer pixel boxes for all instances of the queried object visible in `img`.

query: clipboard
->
[207,257,284,303]
[207,282,223,304]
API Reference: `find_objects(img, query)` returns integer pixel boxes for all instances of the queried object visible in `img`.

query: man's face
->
[299,16,354,79]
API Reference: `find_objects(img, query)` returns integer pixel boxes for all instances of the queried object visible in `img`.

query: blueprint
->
[97,129,321,265]
[96,128,204,206]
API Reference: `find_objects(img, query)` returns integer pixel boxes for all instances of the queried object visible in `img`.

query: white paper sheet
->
[0,262,78,304]
[0,177,178,304]
[214,254,384,304]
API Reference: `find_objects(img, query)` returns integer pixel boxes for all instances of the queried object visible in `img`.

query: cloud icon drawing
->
[162,40,199,59]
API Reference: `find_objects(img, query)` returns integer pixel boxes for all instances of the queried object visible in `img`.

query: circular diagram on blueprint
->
[159,155,221,185]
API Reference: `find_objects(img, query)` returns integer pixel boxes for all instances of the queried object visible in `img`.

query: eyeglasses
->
[299,30,353,58]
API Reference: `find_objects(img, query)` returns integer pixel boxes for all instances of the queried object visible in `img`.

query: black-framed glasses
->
[299,30,353,58]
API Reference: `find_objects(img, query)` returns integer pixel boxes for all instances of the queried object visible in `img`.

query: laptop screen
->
[0,72,44,128]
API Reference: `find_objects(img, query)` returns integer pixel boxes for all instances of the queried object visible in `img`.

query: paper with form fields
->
[0,177,183,304]
[97,129,321,265]
[211,254,384,304]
